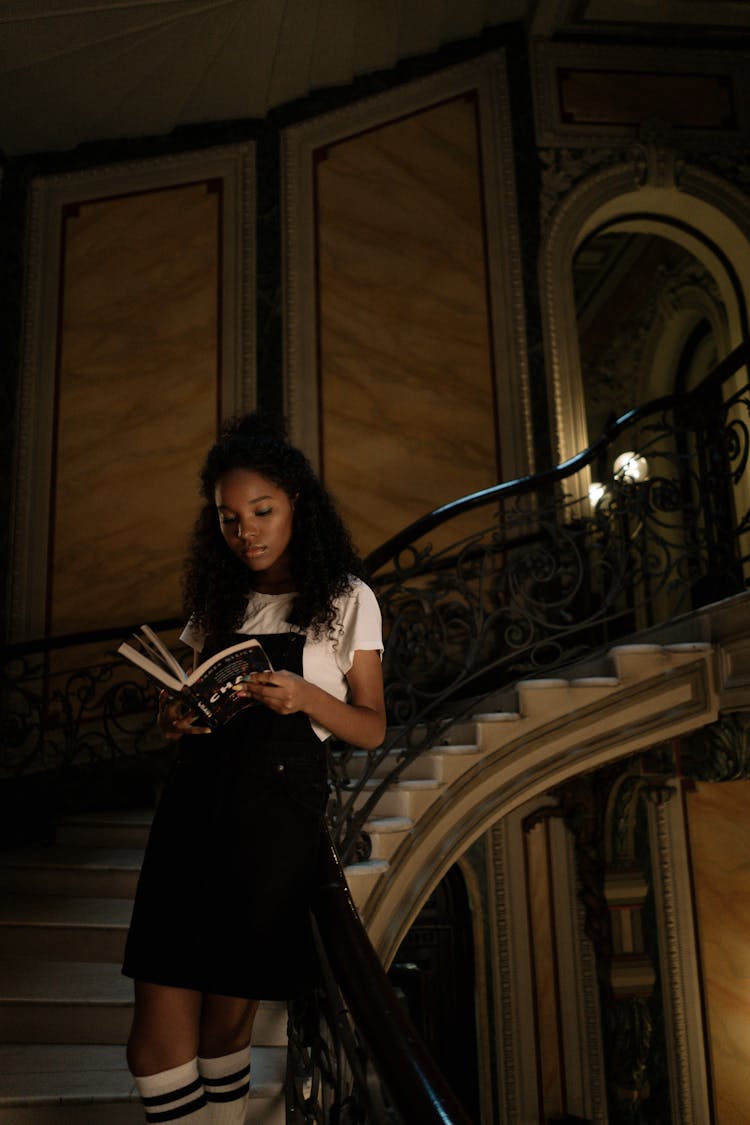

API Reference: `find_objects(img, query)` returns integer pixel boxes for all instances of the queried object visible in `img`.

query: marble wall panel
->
[50,183,219,637]
[315,95,499,558]
[685,780,750,1125]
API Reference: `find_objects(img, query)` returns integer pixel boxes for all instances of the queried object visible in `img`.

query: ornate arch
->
[539,141,750,466]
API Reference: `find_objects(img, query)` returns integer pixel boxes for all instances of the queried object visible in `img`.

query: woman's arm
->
[238,649,386,749]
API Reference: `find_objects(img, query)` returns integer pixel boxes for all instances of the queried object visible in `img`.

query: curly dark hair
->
[182,413,365,637]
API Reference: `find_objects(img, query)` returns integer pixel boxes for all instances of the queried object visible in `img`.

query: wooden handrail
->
[313,830,474,1125]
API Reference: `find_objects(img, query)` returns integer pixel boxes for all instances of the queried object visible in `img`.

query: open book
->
[118,625,273,730]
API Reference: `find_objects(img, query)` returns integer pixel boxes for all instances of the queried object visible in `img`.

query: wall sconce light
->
[613,451,649,483]
[589,481,606,505]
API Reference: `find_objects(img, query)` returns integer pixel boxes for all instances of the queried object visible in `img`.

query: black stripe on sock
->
[205,1081,250,1103]
[141,1077,203,1107]
[202,1064,250,1087]
[145,1093,207,1122]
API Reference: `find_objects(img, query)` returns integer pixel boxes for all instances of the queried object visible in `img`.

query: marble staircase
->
[342,641,718,956]
[0,640,720,1121]
[0,811,287,1124]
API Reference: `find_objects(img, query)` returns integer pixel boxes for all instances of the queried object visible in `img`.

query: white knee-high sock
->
[198,1046,251,1124]
[133,1058,208,1122]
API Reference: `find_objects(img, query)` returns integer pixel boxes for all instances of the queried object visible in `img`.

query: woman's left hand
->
[235,669,312,715]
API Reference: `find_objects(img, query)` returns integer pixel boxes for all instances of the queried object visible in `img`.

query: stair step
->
[0,1043,286,1124]
[0,959,288,1047]
[0,959,131,1045]
[343,860,390,912]
[363,815,413,834]
[0,846,144,899]
[431,720,478,745]
[471,711,522,750]
[351,777,442,818]
[609,643,670,679]
[344,859,390,878]
[471,711,521,722]
[56,810,153,850]
[365,822,412,863]
[517,678,571,718]
[347,749,441,782]
[567,676,621,706]
[0,896,131,962]
[664,642,712,655]
[363,815,413,862]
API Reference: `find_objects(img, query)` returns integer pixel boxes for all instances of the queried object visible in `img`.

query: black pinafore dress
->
[122,631,328,1000]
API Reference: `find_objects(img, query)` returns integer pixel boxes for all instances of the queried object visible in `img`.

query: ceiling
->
[0,0,747,157]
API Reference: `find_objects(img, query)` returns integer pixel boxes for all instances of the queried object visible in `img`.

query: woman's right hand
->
[157,691,211,740]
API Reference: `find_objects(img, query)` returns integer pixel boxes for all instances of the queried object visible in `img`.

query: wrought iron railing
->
[328,338,750,860]
[2,342,749,833]
[1,340,747,1123]
[1,618,180,785]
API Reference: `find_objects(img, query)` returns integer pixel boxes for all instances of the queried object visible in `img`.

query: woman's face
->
[215,468,295,591]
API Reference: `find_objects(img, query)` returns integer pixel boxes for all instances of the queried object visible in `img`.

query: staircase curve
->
[1,339,749,1121]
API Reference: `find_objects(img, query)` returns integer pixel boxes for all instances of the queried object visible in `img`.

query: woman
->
[123,414,386,1124]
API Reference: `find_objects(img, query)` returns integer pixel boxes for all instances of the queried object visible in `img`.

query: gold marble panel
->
[526,820,564,1117]
[685,780,750,1124]
[50,183,219,638]
[316,95,499,558]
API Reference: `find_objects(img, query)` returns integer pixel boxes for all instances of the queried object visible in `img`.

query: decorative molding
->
[539,148,750,466]
[648,783,711,1123]
[8,144,255,642]
[489,818,520,1121]
[539,146,621,237]
[281,49,534,479]
[549,816,608,1122]
[692,147,750,197]
[682,713,750,783]
[488,801,608,1122]
[582,254,727,420]
[366,653,718,960]
[576,891,608,1123]
[456,850,495,1125]
[532,41,750,150]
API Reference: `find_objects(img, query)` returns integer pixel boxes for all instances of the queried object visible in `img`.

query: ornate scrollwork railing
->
[2,342,749,852]
[0,342,747,1123]
[328,339,750,861]
[0,620,181,789]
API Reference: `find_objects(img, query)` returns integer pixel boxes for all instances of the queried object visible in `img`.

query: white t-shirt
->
[180,578,383,741]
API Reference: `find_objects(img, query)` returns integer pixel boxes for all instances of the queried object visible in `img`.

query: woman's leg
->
[127,981,208,1122]
[127,980,203,1074]
[198,995,258,1123]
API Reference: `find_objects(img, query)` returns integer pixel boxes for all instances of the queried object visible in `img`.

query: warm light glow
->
[589,481,606,505]
[613,451,648,483]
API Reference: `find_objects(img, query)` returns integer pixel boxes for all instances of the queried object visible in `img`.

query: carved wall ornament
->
[539,152,750,467]
[539,146,621,236]
[681,711,750,782]
[556,758,678,1118]
[628,127,686,192]
[689,147,750,197]
[581,253,726,423]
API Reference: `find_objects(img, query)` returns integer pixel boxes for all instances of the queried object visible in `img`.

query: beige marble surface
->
[686,780,750,1124]
[50,183,219,635]
[316,95,499,558]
